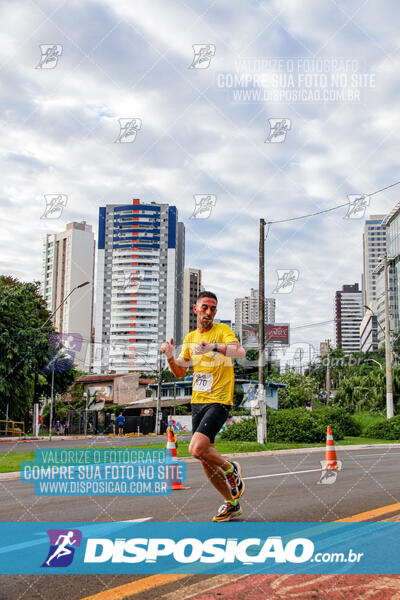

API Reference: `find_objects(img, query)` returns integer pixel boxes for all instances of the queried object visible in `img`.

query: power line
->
[266,180,400,225]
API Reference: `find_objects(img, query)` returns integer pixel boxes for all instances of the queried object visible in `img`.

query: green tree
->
[0,277,54,420]
[0,276,83,422]
[271,370,319,409]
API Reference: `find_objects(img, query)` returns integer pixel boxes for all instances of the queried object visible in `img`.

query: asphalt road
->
[1,446,400,599]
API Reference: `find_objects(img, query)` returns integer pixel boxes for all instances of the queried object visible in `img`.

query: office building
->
[335,283,363,353]
[360,310,379,353]
[94,199,184,374]
[362,215,386,308]
[373,201,400,345]
[234,289,276,335]
[41,221,95,370]
[183,268,202,337]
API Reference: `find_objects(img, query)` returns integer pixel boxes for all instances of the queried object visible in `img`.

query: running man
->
[161,291,246,521]
[45,531,77,566]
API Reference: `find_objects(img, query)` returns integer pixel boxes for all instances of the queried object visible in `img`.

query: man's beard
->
[201,318,213,329]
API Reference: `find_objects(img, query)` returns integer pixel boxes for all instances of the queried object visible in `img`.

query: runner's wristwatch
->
[213,342,218,352]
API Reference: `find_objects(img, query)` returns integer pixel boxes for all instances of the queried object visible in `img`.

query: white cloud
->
[1,0,400,358]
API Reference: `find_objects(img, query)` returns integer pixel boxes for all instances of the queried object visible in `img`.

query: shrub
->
[365,416,400,440]
[221,418,256,441]
[221,409,327,443]
[312,408,361,437]
[268,409,328,443]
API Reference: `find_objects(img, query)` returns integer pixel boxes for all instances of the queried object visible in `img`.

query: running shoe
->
[212,502,242,522]
[225,461,245,499]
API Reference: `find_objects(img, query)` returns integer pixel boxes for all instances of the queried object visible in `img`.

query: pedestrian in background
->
[117,413,125,436]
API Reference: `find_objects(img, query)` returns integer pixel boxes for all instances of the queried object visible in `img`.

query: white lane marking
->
[351,453,400,457]
[121,517,153,522]
[246,468,322,480]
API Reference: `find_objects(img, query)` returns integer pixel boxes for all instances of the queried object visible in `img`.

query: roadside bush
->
[365,416,400,440]
[312,408,361,437]
[268,409,329,443]
[221,409,329,443]
[221,418,256,441]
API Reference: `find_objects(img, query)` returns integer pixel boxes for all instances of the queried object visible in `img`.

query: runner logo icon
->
[42,529,82,567]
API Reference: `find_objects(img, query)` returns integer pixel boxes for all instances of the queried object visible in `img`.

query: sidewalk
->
[0,435,98,443]
[0,433,168,443]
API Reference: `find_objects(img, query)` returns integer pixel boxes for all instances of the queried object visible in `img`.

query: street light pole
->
[42,281,90,329]
[49,368,55,440]
[384,254,394,418]
[45,281,90,440]
[155,353,162,435]
[83,392,88,435]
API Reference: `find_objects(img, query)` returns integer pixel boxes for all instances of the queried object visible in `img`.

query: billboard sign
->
[241,323,290,347]
[266,324,289,345]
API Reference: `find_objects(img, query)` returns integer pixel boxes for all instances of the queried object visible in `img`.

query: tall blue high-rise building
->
[94,199,185,373]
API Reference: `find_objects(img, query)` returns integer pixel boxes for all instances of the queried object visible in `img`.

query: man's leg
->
[199,450,233,501]
[189,431,232,471]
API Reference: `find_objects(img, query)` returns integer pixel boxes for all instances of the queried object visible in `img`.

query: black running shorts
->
[191,403,230,444]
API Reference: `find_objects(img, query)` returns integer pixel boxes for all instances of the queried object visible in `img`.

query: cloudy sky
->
[2,0,400,365]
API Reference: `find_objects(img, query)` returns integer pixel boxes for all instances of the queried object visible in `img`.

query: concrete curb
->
[180,443,400,462]
[2,443,399,480]
[0,436,101,443]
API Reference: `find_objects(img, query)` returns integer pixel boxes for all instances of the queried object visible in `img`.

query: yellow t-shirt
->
[179,323,238,406]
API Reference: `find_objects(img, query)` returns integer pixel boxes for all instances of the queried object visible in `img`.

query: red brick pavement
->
[189,574,400,600]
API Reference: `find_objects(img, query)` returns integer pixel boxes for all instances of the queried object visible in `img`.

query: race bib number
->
[193,373,213,393]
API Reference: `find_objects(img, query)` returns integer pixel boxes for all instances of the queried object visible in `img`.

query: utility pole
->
[49,368,55,440]
[298,348,304,375]
[254,218,267,444]
[155,353,162,434]
[384,253,394,418]
[325,339,331,403]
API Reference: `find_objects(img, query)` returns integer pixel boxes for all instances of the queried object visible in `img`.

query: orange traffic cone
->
[323,425,339,470]
[166,428,190,490]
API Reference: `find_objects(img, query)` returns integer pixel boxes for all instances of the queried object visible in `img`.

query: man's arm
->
[193,340,245,358]
[160,338,190,378]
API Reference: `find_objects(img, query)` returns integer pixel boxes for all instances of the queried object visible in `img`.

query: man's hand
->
[161,338,175,359]
[193,340,214,355]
